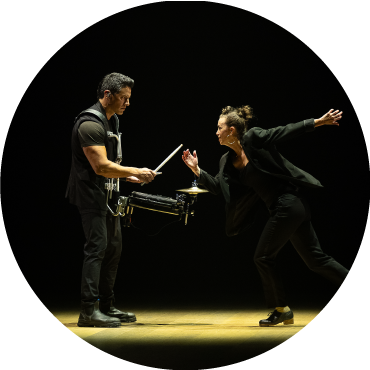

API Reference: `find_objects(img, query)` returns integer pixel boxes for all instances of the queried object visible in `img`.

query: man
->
[66,73,156,327]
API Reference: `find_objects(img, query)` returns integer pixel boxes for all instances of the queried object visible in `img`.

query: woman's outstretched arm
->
[249,109,343,149]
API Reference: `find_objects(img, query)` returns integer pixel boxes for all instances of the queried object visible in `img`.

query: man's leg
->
[78,209,121,327]
[80,210,107,306]
[99,215,136,323]
[98,215,122,302]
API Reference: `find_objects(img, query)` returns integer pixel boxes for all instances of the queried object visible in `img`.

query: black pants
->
[253,193,348,308]
[78,208,122,308]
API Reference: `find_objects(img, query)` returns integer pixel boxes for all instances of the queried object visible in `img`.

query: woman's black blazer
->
[197,118,323,236]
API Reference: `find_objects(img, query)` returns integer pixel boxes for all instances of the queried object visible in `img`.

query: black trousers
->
[253,193,348,308]
[78,208,122,308]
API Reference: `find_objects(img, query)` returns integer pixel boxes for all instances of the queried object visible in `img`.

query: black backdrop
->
[1,2,369,311]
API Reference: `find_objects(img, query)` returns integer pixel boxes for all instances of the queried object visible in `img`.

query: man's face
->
[109,86,131,115]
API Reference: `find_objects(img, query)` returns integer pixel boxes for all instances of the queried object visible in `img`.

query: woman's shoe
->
[259,309,294,327]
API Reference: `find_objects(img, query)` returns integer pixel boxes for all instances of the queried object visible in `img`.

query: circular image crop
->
[1,1,369,369]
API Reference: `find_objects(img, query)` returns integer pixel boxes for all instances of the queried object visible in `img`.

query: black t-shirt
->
[239,163,283,207]
[223,158,246,202]
[77,101,114,147]
[78,121,106,147]
[224,155,285,208]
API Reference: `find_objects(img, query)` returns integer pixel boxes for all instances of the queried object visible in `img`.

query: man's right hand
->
[137,168,157,183]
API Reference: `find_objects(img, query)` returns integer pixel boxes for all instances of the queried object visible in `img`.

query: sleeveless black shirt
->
[65,102,119,211]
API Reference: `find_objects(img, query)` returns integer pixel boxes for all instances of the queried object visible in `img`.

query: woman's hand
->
[182,149,200,177]
[314,109,343,127]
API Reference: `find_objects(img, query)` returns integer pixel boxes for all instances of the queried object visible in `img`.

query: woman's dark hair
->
[220,105,254,139]
[97,73,134,99]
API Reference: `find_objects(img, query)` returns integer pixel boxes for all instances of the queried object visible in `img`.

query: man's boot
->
[100,300,137,323]
[77,300,121,327]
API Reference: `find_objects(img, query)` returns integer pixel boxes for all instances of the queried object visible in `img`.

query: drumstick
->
[141,144,183,186]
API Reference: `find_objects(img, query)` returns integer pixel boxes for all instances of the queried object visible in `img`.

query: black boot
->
[100,300,137,323]
[259,309,294,327]
[77,301,121,328]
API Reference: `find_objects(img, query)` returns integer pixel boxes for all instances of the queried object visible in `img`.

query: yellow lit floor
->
[53,307,319,369]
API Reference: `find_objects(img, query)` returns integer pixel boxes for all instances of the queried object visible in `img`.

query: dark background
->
[1,2,369,311]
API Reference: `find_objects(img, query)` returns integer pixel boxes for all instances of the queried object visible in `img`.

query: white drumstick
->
[141,144,183,186]
[154,144,183,171]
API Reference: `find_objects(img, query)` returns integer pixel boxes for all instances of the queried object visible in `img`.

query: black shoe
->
[77,301,121,328]
[259,309,294,327]
[100,300,137,323]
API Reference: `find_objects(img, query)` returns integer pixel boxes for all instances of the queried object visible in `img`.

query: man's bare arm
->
[83,146,156,183]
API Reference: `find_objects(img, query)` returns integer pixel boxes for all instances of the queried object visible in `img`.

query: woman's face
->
[216,117,235,145]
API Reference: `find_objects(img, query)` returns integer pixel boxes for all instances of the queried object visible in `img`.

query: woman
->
[182,106,348,327]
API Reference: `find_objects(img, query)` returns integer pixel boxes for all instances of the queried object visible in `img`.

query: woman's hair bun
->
[236,105,253,122]
[220,105,254,139]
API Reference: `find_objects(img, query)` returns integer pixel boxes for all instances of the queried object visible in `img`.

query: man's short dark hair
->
[97,73,134,99]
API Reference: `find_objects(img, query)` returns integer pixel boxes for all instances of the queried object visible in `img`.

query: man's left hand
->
[126,176,142,183]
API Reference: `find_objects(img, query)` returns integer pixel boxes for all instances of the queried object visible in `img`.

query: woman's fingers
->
[330,110,341,116]
[182,149,198,167]
[331,110,342,123]
[182,155,196,169]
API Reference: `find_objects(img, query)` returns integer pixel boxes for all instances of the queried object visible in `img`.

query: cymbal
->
[176,186,209,194]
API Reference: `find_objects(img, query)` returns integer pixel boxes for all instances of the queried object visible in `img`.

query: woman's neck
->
[226,140,243,157]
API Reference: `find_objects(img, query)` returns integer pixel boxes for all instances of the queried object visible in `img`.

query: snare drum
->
[127,191,185,216]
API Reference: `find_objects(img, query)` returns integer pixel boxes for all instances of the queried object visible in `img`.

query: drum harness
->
[81,110,206,236]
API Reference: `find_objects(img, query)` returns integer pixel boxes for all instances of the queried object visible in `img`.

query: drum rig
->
[103,139,208,228]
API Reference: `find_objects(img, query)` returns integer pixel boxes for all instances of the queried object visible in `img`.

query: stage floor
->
[53,306,320,369]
